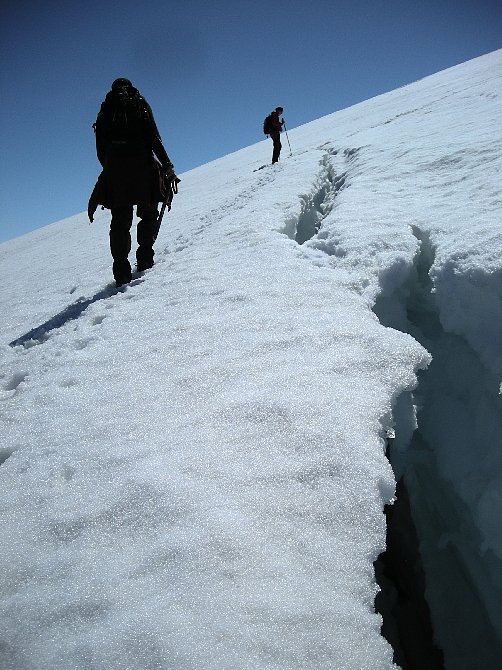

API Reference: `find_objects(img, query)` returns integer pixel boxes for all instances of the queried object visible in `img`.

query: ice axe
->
[153,174,180,242]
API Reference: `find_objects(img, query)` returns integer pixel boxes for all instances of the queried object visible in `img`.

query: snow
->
[1,49,502,669]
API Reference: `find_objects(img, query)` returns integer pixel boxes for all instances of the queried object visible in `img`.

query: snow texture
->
[1,50,501,669]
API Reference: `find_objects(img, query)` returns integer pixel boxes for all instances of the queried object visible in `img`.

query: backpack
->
[263,114,273,135]
[95,86,150,144]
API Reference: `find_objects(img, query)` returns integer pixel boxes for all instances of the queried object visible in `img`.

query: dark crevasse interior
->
[373,226,502,669]
[374,473,444,669]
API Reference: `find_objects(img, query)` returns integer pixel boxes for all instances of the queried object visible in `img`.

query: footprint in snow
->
[0,371,28,400]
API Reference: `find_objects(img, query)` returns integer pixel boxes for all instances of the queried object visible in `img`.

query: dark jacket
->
[270,110,283,133]
[90,89,171,210]
[88,157,166,222]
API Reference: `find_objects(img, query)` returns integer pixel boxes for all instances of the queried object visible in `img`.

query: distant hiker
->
[88,78,180,287]
[268,106,284,164]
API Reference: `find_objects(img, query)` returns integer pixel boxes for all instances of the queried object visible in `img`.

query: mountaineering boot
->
[113,259,132,287]
[136,243,154,272]
[136,260,154,273]
[136,247,154,272]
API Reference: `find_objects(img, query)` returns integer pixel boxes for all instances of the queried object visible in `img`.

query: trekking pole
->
[282,119,293,156]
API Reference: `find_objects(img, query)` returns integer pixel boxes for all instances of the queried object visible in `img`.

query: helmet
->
[111,78,133,91]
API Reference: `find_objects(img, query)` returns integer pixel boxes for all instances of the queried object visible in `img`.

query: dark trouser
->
[109,203,159,282]
[270,131,282,163]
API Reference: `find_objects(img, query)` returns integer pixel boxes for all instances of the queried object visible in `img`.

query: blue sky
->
[0,0,500,243]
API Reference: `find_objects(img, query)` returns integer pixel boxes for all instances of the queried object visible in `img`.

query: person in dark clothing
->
[88,78,179,286]
[269,106,284,164]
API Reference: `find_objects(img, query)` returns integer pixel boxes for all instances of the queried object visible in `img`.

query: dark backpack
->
[95,86,150,144]
[263,114,273,135]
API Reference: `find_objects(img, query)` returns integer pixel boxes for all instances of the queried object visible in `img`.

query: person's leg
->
[110,206,133,285]
[136,203,159,271]
[271,132,282,163]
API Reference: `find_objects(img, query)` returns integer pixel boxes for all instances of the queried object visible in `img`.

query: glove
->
[162,163,177,183]
[88,200,97,223]
[88,186,100,223]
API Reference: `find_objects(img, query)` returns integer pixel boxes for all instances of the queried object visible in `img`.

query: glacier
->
[0,50,501,669]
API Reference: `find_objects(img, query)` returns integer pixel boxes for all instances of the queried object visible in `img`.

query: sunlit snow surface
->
[1,51,501,669]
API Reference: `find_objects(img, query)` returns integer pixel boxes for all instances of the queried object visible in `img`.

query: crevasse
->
[373,226,502,669]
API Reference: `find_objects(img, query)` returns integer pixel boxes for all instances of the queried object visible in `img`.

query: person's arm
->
[144,101,173,169]
[94,109,106,167]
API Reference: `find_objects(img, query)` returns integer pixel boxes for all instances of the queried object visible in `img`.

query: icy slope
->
[1,50,501,669]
